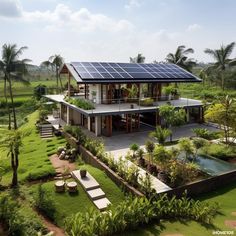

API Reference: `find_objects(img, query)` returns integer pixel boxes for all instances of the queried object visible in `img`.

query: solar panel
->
[70,62,200,83]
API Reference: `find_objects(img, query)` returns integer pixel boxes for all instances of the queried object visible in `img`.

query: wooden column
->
[68,73,71,98]
[156,110,161,126]
[106,116,112,137]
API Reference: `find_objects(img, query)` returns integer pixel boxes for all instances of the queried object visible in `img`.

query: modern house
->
[46,62,203,137]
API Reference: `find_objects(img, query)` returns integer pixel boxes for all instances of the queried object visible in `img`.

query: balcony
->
[46,94,203,116]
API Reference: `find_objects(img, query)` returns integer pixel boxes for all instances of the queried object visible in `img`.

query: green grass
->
[0,111,67,185]
[120,182,236,236]
[30,164,126,227]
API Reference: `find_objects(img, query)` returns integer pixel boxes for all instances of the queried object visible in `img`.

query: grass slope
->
[121,182,236,236]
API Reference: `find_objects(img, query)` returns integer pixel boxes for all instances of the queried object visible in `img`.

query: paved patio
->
[104,123,220,156]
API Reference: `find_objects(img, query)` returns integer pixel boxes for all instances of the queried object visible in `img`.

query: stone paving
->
[72,170,111,211]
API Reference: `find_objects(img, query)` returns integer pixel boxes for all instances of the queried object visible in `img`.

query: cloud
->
[125,0,142,10]
[22,4,134,33]
[187,23,202,32]
[0,0,22,17]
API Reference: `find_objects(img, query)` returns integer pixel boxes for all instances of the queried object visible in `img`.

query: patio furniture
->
[55,180,65,192]
[67,181,78,193]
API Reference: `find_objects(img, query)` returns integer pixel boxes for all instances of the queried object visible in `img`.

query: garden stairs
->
[71,170,111,211]
[40,124,53,138]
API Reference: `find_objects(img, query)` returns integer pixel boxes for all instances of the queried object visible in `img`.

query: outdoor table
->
[67,181,78,193]
[55,180,65,192]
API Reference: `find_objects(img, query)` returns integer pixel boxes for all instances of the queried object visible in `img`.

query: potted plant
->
[162,86,172,101]
[137,148,145,167]
[171,87,180,100]
[126,84,138,108]
[92,91,97,103]
[80,169,87,178]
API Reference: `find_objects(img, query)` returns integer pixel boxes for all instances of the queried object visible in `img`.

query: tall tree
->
[0,44,30,187]
[41,54,64,92]
[205,95,236,144]
[166,45,196,72]
[159,104,186,141]
[204,42,235,90]
[0,44,30,129]
[130,53,145,63]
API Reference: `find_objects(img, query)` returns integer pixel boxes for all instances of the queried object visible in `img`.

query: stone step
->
[87,188,106,200]
[71,170,100,191]
[93,198,111,211]
[54,176,63,180]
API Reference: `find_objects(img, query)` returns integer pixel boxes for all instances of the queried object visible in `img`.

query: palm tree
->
[166,45,196,72]
[149,126,172,145]
[41,54,64,92]
[0,44,30,130]
[0,129,23,187]
[130,53,145,63]
[204,42,235,90]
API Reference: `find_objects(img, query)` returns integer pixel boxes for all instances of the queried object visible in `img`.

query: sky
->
[0,0,236,65]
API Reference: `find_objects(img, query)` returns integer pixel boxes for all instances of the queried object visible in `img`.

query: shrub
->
[192,128,221,140]
[34,184,57,222]
[201,143,236,160]
[140,98,154,106]
[64,194,219,236]
[0,194,46,235]
[65,97,95,110]
[129,143,139,158]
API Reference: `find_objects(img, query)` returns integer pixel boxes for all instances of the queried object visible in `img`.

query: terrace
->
[46,94,203,116]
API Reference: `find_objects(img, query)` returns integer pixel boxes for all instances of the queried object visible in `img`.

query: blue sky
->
[0,0,235,65]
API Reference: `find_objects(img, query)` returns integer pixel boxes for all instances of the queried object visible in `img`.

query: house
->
[46,62,203,137]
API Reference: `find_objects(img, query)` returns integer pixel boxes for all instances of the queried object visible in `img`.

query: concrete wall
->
[164,169,236,197]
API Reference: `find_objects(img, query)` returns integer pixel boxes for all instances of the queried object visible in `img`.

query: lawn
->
[0,111,67,185]
[119,182,236,236]
[0,110,126,231]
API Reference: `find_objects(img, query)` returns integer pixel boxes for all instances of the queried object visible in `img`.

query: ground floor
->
[58,103,204,137]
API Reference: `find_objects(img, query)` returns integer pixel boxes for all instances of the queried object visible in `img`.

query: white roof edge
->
[61,63,83,83]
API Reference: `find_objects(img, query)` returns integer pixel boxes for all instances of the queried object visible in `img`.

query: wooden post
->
[68,73,71,98]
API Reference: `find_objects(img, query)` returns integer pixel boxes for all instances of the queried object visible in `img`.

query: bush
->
[192,128,221,140]
[65,97,95,110]
[34,184,57,222]
[64,194,219,236]
[201,143,236,160]
[140,98,154,106]
[0,194,46,235]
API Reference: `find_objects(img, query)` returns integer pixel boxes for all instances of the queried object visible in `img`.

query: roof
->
[60,62,202,84]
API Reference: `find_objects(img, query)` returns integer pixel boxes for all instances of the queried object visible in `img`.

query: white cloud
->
[0,0,22,17]
[125,0,142,10]
[187,23,202,32]
[22,4,134,33]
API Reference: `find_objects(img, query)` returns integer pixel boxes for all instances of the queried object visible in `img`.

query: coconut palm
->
[41,54,64,92]
[166,45,196,72]
[0,44,30,130]
[130,53,145,63]
[204,42,235,90]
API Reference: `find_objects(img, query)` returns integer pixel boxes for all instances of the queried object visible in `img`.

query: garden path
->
[50,154,76,173]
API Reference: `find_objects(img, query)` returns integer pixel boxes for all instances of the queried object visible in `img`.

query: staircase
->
[40,124,53,138]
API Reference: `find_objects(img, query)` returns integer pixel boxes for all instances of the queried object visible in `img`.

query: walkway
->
[50,154,76,173]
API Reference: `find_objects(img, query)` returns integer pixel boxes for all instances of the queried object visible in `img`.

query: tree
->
[204,42,235,90]
[145,140,155,168]
[130,53,145,63]
[192,138,208,156]
[0,44,30,129]
[149,126,172,145]
[0,130,23,187]
[204,95,236,144]
[159,104,186,141]
[41,54,64,92]
[166,45,196,72]
[178,138,195,161]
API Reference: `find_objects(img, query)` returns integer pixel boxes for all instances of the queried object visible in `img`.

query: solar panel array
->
[70,62,199,82]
